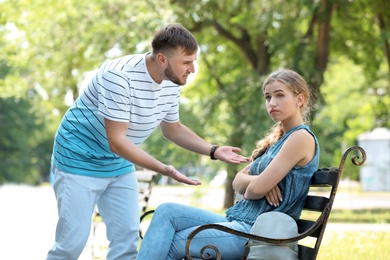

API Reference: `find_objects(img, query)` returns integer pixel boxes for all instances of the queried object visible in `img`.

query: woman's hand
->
[265,185,283,207]
[232,164,252,194]
[164,165,202,186]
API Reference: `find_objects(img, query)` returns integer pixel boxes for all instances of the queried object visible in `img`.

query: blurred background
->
[0,0,389,259]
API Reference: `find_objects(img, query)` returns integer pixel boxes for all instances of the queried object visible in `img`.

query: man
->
[47,24,249,260]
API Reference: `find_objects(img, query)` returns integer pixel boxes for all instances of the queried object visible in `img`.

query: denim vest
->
[226,124,320,225]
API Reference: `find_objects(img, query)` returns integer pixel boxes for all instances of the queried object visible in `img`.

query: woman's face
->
[263,81,301,122]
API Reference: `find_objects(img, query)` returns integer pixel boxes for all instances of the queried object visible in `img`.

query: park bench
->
[185,145,367,260]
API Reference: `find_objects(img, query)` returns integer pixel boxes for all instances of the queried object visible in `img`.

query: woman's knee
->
[155,202,181,216]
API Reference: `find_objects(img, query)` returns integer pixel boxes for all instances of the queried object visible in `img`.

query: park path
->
[0,183,389,260]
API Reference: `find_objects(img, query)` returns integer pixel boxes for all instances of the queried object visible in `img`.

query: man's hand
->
[165,165,202,186]
[214,146,250,164]
[265,185,283,207]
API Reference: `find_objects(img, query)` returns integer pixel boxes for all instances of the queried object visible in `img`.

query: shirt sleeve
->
[162,86,180,123]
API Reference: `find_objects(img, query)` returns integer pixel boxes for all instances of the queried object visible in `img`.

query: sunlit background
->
[0,0,389,259]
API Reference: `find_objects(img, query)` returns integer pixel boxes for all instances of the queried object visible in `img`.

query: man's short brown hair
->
[152,24,198,56]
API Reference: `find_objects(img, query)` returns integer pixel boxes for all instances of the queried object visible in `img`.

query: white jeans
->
[47,166,139,260]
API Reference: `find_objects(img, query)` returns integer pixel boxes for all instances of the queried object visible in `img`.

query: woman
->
[137,69,320,260]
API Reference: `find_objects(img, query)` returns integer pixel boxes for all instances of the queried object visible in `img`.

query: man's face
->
[164,48,197,86]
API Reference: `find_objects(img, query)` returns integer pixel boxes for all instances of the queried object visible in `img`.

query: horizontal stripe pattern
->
[52,53,180,177]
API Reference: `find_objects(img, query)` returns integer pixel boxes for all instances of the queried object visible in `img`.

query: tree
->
[1,0,173,113]
[169,0,390,207]
[166,0,337,207]
[1,0,388,201]
[0,96,46,184]
[330,0,390,128]
[0,0,174,183]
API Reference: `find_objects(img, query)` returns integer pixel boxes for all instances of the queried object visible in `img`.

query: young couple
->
[47,23,319,260]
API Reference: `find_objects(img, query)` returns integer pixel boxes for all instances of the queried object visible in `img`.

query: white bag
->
[244,212,299,260]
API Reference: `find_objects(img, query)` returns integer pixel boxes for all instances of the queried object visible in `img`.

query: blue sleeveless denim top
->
[225,124,320,225]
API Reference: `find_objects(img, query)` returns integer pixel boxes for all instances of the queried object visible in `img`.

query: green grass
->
[317,230,390,260]
[303,208,390,259]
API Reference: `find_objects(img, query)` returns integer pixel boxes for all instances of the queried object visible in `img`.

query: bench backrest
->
[297,145,366,259]
[136,169,158,213]
[297,167,340,259]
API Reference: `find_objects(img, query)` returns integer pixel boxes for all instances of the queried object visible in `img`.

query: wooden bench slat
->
[297,219,322,238]
[298,245,316,260]
[311,168,339,186]
[303,195,330,212]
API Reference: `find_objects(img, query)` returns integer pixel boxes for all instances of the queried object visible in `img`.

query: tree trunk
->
[223,129,245,208]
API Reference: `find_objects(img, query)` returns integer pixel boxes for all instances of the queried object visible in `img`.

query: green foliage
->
[0,96,49,184]
[332,0,390,82]
[312,58,388,177]
[312,59,367,170]
[0,0,388,188]
[0,0,174,183]
[1,0,172,111]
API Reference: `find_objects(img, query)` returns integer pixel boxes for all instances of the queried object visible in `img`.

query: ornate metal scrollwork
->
[200,245,220,260]
[338,145,367,173]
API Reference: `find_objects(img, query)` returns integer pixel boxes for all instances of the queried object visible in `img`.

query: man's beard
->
[164,62,185,85]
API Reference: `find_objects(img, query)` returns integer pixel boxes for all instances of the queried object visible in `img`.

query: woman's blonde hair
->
[251,69,312,160]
